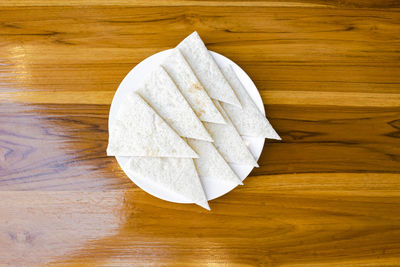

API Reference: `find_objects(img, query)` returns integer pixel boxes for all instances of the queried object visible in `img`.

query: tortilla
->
[220,65,281,139]
[177,31,241,108]
[162,49,225,124]
[136,66,213,142]
[204,101,259,167]
[107,93,198,158]
[187,139,243,186]
[126,157,209,210]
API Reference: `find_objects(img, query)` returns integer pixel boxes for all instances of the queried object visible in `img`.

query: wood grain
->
[1,0,399,8]
[0,1,400,266]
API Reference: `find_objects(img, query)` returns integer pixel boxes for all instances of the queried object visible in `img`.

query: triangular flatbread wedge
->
[107,93,198,158]
[204,101,259,167]
[187,139,243,186]
[220,65,281,139]
[126,157,210,210]
[136,66,213,142]
[162,49,225,124]
[177,31,241,108]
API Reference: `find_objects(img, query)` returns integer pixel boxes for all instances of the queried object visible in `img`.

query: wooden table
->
[1,0,399,266]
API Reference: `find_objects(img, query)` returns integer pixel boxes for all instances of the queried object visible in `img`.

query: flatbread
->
[126,157,209,210]
[136,66,213,142]
[162,49,225,124]
[220,65,281,139]
[187,139,242,186]
[107,93,198,158]
[204,101,259,167]
[177,31,241,108]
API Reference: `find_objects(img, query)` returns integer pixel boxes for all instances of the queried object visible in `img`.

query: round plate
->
[109,49,265,203]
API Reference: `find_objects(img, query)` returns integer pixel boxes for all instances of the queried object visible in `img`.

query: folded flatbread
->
[204,101,259,167]
[162,49,225,124]
[107,93,198,158]
[187,139,243,186]
[177,31,241,108]
[220,65,281,139]
[126,157,210,210]
[136,66,213,142]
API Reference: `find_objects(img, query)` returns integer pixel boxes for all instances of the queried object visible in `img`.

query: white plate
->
[109,49,265,203]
